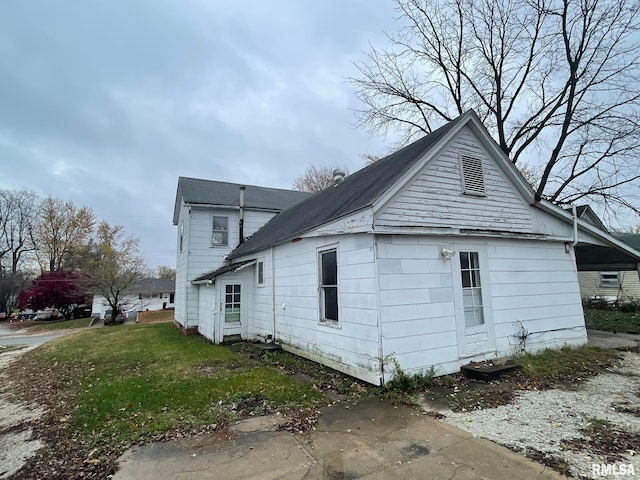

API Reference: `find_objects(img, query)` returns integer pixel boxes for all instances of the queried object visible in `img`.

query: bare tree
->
[293,165,349,193]
[36,196,96,273]
[89,221,148,323]
[0,189,40,274]
[350,0,640,218]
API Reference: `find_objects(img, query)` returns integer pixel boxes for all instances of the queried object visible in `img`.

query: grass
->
[517,345,619,387]
[21,323,324,446]
[584,307,640,333]
[423,345,621,412]
[26,317,94,332]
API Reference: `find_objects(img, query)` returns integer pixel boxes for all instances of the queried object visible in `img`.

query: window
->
[224,284,241,323]
[179,220,184,252]
[599,272,621,288]
[460,251,484,327]
[169,293,175,304]
[257,260,264,286]
[319,249,338,322]
[460,154,486,196]
[211,216,229,246]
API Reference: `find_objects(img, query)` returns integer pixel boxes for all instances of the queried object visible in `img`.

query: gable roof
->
[123,278,175,295]
[564,205,608,232]
[173,177,311,224]
[228,113,470,259]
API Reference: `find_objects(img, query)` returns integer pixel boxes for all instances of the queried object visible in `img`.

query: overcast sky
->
[0,1,400,270]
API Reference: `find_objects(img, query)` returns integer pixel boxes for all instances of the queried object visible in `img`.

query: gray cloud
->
[0,0,397,269]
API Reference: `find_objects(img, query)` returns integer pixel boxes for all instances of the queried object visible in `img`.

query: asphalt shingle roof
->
[173,177,311,224]
[613,232,640,251]
[125,278,175,294]
[228,115,465,260]
[192,259,255,283]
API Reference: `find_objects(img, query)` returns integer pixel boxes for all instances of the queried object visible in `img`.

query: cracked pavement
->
[114,396,563,480]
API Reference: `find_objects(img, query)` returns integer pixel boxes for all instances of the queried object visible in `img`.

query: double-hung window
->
[319,249,338,322]
[211,216,228,246]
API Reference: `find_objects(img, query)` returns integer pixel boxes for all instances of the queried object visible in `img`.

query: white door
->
[220,282,243,341]
[452,247,496,358]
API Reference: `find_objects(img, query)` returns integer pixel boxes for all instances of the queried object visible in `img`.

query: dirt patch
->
[137,310,174,324]
[562,419,640,463]
[0,346,45,480]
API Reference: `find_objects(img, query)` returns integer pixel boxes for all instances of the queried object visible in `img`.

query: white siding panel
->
[379,235,587,380]
[375,126,532,233]
[236,233,381,384]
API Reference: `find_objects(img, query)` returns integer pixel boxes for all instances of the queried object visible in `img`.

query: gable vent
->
[460,155,486,196]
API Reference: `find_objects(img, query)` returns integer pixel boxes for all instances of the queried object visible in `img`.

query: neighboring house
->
[172,177,311,333]
[91,278,176,319]
[174,111,640,385]
[577,231,640,304]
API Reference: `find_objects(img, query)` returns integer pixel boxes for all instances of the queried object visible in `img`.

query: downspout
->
[570,205,578,247]
[271,247,276,340]
[373,235,385,386]
[239,185,246,245]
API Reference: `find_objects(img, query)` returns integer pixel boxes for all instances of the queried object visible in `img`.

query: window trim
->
[318,246,339,325]
[599,272,621,288]
[459,153,486,197]
[211,215,229,247]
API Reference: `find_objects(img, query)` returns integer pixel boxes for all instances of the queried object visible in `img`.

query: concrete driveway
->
[114,396,563,480]
[0,322,69,347]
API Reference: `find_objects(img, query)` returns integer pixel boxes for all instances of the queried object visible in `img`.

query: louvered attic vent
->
[460,155,486,196]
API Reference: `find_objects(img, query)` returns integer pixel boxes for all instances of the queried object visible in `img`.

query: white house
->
[91,278,176,319]
[174,111,640,385]
[172,177,311,333]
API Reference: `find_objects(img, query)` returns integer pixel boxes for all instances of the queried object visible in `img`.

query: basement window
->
[319,248,338,323]
[460,154,486,196]
[599,272,621,288]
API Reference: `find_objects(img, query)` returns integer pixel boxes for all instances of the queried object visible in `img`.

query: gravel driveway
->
[440,352,640,479]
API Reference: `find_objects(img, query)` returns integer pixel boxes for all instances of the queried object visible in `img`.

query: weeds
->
[384,355,435,391]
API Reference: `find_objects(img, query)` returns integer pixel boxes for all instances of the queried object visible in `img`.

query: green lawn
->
[584,308,640,334]
[24,323,324,445]
[27,317,94,332]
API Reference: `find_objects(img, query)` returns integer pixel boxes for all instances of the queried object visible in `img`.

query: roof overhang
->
[191,259,256,285]
[535,201,640,271]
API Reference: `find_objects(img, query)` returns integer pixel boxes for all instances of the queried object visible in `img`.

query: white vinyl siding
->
[375,126,532,233]
[235,233,380,384]
[378,235,586,379]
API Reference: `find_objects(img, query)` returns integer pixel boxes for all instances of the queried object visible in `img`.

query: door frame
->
[450,243,497,358]
[216,279,247,343]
